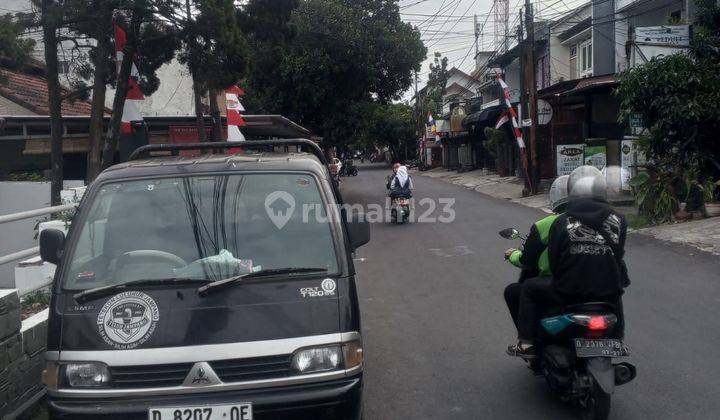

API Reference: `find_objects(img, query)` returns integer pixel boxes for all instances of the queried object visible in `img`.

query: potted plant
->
[704,179,720,217]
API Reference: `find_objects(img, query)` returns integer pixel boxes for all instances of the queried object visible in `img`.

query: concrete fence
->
[0,289,47,419]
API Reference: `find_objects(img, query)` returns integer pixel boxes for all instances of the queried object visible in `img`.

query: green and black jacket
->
[508,214,558,277]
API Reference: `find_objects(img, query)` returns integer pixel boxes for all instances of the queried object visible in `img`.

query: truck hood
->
[55,276,341,351]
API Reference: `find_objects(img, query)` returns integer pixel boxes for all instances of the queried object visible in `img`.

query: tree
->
[616,0,720,179]
[100,1,178,170]
[195,0,249,141]
[0,13,36,71]
[61,0,119,181]
[241,0,426,149]
[41,0,64,206]
[421,52,449,116]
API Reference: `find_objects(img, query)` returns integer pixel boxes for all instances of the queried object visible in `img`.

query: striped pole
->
[225,85,246,142]
[114,25,144,134]
[495,72,533,192]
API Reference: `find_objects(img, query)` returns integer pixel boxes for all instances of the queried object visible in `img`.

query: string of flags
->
[114,24,144,135]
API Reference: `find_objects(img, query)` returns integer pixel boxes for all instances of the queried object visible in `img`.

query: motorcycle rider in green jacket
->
[503,175,569,334]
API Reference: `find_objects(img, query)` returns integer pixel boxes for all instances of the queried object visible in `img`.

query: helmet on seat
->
[568,165,607,201]
[548,175,570,213]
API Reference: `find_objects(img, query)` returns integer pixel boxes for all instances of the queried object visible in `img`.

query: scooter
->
[390,197,410,224]
[500,227,637,420]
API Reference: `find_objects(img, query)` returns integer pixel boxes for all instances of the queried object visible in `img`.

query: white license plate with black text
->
[149,403,252,420]
[574,338,629,358]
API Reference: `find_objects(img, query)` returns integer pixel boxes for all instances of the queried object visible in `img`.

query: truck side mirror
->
[346,213,370,249]
[40,228,66,265]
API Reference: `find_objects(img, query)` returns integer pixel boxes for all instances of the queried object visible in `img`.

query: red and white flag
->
[114,25,144,134]
[496,73,525,149]
[225,85,246,142]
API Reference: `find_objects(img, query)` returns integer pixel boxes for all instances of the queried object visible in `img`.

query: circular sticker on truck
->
[97,291,159,349]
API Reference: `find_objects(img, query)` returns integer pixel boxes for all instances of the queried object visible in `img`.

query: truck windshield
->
[63,173,338,290]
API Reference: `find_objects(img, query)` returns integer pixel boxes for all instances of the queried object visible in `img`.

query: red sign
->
[168,126,241,156]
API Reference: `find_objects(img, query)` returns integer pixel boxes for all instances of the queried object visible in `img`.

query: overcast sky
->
[398,0,585,100]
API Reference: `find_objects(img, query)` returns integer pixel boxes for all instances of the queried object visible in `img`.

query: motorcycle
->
[500,227,637,420]
[340,160,358,177]
[390,197,410,224]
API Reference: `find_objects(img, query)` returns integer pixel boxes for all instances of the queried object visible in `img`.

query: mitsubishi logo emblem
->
[183,362,221,387]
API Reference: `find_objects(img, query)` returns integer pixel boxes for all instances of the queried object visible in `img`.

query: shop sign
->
[537,99,552,125]
[584,145,607,170]
[635,26,690,47]
[556,144,585,175]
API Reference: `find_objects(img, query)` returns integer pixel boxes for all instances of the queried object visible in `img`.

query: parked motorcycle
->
[499,227,637,420]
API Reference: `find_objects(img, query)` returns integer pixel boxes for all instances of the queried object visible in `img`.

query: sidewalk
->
[635,217,720,256]
[415,167,720,256]
[417,168,552,212]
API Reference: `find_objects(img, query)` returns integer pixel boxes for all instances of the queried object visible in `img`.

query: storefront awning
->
[557,75,617,97]
[462,105,503,129]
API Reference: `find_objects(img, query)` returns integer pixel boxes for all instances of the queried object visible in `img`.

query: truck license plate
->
[149,403,252,420]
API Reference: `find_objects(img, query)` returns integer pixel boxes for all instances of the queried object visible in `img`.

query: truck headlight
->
[64,362,111,387]
[291,341,363,374]
[292,346,342,373]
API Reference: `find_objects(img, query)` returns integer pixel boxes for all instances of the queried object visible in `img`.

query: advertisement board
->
[584,145,607,170]
[556,144,585,176]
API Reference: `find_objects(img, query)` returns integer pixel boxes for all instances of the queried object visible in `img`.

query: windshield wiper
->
[74,278,211,303]
[197,267,328,297]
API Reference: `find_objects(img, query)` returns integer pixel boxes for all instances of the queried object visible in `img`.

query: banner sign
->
[584,145,607,170]
[635,25,690,46]
[556,144,585,175]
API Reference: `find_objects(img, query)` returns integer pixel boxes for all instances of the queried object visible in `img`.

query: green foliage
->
[0,13,36,70]
[240,0,426,148]
[357,102,416,160]
[21,289,51,310]
[616,0,720,178]
[628,171,679,224]
[179,0,249,92]
[483,127,507,160]
[420,52,449,116]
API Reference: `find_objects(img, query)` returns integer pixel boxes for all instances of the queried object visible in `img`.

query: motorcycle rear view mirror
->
[499,228,520,240]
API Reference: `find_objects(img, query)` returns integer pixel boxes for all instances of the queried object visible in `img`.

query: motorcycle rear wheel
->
[580,380,611,420]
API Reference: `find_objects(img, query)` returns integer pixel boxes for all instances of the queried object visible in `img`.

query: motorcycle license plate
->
[397,198,410,205]
[149,403,252,420]
[574,338,629,358]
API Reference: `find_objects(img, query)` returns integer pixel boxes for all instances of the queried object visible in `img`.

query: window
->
[63,174,340,290]
[569,46,578,79]
[579,39,593,77]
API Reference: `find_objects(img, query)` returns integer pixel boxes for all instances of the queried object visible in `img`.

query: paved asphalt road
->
[341,164,720,420]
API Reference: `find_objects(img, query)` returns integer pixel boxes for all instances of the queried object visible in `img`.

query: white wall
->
[615,0,685,72]
[549,4,592,84]
[105,58,195,116]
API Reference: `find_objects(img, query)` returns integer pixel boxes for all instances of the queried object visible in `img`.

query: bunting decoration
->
[114,25,144,134]
[225,85,246,142]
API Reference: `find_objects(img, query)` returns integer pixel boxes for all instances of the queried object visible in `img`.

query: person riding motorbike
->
[388,165,413,198]
[503,175,569,331]
[508,166,629,358]
[386,163,401,189]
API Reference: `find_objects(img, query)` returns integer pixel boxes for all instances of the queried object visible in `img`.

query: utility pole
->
[517,9,530,192]
[473,14,479,57]
[524,0,539,194]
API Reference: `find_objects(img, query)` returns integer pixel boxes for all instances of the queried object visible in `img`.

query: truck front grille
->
[210,354,293,383]
[110,363,193,388]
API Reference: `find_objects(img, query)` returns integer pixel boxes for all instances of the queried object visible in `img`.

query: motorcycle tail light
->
[569,314,617,330]
[588,315,608,330]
